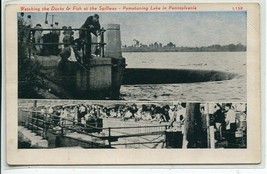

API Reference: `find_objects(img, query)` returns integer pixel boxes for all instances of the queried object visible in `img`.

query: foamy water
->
[121,52,246,102]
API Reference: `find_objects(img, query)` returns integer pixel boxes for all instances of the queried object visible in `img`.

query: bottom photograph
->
[18,100,247,149]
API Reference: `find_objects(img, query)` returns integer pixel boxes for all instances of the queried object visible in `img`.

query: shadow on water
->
[122,68,237,85]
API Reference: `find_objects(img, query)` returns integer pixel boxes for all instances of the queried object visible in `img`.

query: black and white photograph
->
[17,11,247,101]
[5,2,260,165]
[18,100,247,149]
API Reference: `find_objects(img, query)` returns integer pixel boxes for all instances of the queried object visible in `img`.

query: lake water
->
[121,52,246,102]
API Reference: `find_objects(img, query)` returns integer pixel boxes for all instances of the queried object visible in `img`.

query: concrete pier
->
[34,24,126,99]
[75,58,113,99]
[105,24,126,99]
[105,24,122,58]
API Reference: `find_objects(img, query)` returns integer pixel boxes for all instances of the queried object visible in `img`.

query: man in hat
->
[79,14,101,64]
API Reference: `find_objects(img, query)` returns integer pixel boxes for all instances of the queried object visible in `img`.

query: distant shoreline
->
[122,50,246,53]
[122,44,246,52]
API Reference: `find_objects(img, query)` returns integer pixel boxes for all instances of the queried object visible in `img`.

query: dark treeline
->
[122,43,246,52]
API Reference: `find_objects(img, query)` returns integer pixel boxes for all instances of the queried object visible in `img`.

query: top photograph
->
[17,11,247,101]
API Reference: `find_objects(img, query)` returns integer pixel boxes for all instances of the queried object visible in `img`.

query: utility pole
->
[47,14,58,25]
[45,12,48,24]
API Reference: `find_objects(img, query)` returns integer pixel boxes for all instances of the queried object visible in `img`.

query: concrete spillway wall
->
[38,57,121,99]
[38,63,236,99]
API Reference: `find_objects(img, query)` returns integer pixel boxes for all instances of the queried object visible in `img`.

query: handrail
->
[20,109,167,131]
[30,28,106,32]
[29,42,106,45]
[19,109,168,147]
[106,124,167,130]
[26,27,106,59]
[111,140,164,146]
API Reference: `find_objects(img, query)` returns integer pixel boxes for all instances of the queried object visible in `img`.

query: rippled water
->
[121,52,246,102]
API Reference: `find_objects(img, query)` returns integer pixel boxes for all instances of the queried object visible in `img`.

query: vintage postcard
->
[5,2,260,165]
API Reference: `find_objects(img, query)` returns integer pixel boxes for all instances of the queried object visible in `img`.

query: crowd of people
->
[18,12,102,62]
[35,102,246,147]
[37,103,184,128]
[38,102,245,128]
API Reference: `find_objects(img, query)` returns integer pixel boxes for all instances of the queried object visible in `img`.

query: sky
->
[23,11,247,47]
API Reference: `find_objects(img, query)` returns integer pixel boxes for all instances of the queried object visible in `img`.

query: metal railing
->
[24,27,106,59]
[18,108,168,148]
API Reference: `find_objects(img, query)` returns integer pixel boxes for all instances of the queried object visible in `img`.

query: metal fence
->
[18,108,168,148]
[23,27,106,59]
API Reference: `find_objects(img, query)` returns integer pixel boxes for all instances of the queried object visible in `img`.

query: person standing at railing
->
[54,106,63,126]
[141,105,152,121]
[44,24,54,55]
[169,104,185,130]
[50,22,60,55]
[45,109,52,129]
[18,12,25,26]
[70,105,78,126]
[24,15,32,43]
[213,103,225,142]
[64,26,74,43]
[78,104,87,125]
[170,103,186,133]
[72,39,83,63]
[33,24,43,55]
[18,12,25,42]
[58,36,78,89]
[79,14,101,64]
[58,26,66,51]
[40,22,51,56]
[59,107,69,127]
[162,105,171,122]
[224,103,237,148]
[130,104,139,121]
[23,15,34,58]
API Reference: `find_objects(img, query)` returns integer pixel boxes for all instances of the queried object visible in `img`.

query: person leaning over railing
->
[79,14,101,63]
